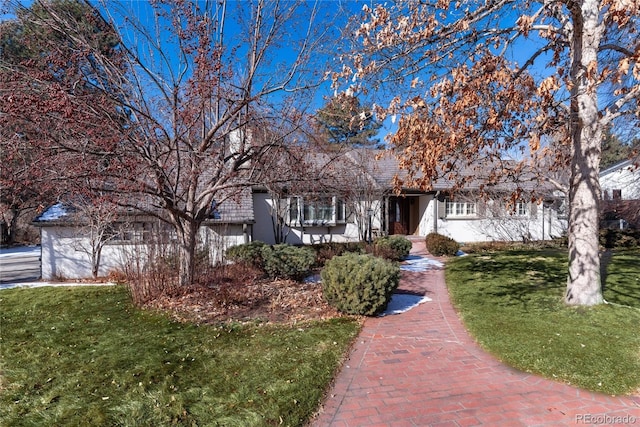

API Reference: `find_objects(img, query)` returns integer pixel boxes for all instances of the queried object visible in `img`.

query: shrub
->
[311,241,366,267]
[261,244,316,281]
[600,228,640,249]
[373,235,412,261]
[425,232,460,256]
[225,241,268,268]
[321,253,400,316]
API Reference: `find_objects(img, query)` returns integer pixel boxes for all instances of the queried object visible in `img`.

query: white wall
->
[40,226,146,280]
[251,192,372,245]
[41,224,251,280]
[600,162,640,200]
[418,199,567,243]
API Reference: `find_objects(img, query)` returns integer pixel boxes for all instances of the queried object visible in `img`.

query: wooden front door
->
[388,197,410,235]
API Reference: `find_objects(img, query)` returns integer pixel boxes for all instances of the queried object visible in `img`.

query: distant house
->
[600,159,640,229]
[34,149,568,280]
[600,160,640,201]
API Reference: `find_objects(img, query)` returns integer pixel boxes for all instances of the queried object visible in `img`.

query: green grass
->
[446,249,640,396]
[0,286,360,426]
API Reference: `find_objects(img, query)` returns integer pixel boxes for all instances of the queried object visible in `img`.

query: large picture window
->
[288,196,347,225]
[445,199,477,218]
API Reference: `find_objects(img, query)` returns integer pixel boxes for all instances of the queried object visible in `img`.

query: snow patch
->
[379,293,432,316]
[401,255,444,272]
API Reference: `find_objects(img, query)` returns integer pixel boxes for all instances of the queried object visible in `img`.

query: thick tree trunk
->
[564,0,604,306]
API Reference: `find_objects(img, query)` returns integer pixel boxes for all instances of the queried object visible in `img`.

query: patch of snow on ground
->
[401,255,444,272]
[303,273,322,284]
[0,246,40,258]
[0,281,115,290]
[380,293,432,316]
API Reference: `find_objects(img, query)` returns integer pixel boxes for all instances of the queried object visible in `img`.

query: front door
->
[388,197,410,235]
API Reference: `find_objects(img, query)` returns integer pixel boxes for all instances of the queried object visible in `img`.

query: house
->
[33,189,255,280]
[600,159,640,229]
[33,149,568,280]
[252,149,567,245]
[600,160,640,201]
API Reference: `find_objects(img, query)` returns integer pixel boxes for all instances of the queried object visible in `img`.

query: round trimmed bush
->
[225,241,268,268]
[260,244,316,281]
[321,253,400,316]
[373,235,412,261]
[425,232,460,256]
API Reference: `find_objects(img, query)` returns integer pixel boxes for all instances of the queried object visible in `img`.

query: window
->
[445,199,477,218]
[209,200,221,219]
[288,196,347,225]
[516,201,528,216]
[108,223,147,244]
[612,189,622,200]
[304,197,334,222]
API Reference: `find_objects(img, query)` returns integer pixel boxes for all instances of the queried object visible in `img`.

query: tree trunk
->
[176,218,200,287]
[564,0,604,306]
[92,245,102,279]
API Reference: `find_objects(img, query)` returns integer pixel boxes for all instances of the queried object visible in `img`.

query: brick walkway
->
[311,240,640,426]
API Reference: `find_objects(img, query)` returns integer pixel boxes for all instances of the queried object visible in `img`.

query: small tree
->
[69,198,121,279]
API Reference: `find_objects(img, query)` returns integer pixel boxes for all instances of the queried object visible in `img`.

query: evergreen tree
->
[601,128,639,170]
[316,94,382,148]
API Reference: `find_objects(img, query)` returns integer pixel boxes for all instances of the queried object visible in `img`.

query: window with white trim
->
[287,196,347,225]
[515,201,528,216]
[445,199,477,218]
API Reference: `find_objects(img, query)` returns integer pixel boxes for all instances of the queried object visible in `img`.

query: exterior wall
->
[41,223,251,280]
[418,199,567,243]
[600,162,640,200]
[201,223,248,262]
[40,226,146,280]
[251,192,376,245]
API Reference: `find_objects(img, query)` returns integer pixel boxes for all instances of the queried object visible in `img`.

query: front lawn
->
[0,286,360,426]
[446,249,640,396]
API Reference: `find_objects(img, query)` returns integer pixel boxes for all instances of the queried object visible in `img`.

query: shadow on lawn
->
[452,250,567,309]
[601,252,640,308]
[455,249,640,310]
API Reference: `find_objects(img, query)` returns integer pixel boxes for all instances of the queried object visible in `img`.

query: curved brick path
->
[311,240,640,426]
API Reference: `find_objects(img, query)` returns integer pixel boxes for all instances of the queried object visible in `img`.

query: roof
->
[600,159,636,177]
[205,187,255,225]
[344,149,551,194]
[33,188,255,227]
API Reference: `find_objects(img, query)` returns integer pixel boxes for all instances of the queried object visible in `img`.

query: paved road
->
[0,246,41,283]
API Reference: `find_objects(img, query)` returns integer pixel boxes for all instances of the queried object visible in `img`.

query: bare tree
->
[67,198,121,279]
[3,0,341,286]
[336,0,640,306]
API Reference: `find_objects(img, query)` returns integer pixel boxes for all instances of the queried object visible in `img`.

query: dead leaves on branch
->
[389,53,556,192]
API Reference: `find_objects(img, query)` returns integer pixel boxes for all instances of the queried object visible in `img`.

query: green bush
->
[600,228,640,249]
[261,244,316,281]
[321,253,400,316]
[225,241,268,268]
[373,235,412,261]
[311,241,367,267]
[425,232,460,256]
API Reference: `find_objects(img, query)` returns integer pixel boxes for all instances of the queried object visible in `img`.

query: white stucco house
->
[600,160,640,201]
[600,159,640,229]
[33,149,568,280]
